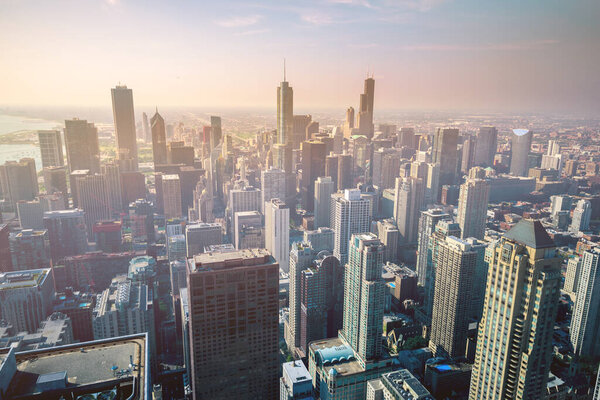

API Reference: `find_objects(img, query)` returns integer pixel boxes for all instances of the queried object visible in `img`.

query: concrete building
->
[0,268,54,333]
[469,220,561,400]
[0,312,73,351]
[432,128,459,188]
[101,162,122,215]
[280,360,313,400]
[570,247,600,357]
[186,248,279,400]
[16,199,44,229]
[63,118,100,173]
[394,177,424,245]
[377,219,399,263]
[457,177,490,240]
[415,209,449,286]
[229,184,261,220]
[286,242,315,355]
[151,109,168,165]
[234,211,262,249]
[0,158,38,211]
[265,198,290,272]
[162,174,182,219]
[261,167,286,213]
[564,256,581,295]
[43,209,88,263]
[38,130,64,168]
[301,140,326,212]
[9,229,50,270]
[53,289,96,343]
[303,227,335,253]
[111,84,138,170]
[331,189,372,266]
[314,176,335,228]
[570,199,592,233]
[74,174,111,237]
[473,126,498,167]
[429,236,486,359]
[185,222,222,257]
[509,129,533,177]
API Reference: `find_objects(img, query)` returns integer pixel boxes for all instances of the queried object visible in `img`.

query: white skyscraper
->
[509,129,532,177]
[314,176,335,229]
[331,189,372,266]
[265,198,290,272]
[416,209,450,286]
[162,174,182,219]
[457,178,490,240]
[570,199,592,233]
[261,167,286,213]
[394,177,425,245]
[570,247,600,357]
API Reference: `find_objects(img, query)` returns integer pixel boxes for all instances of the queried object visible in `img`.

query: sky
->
[1,0,599,114]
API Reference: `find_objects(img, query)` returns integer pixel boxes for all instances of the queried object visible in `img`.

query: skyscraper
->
[101,162,122,215]
[377,219,399,263]
[415,208,449,286]
[142,111,150,142]
[261,167,286,213]
[469,220,561,400]
[162,174,182,219]
[74,174,110,237]
[9,229,51,270]
[570,247,600,357]
[151,109,168,165]
[394,177,425,246]
[473,126,498,167]
[429,236,485,359]
[0,158,38,211]
[43,209,88,263]
[432,128,459,188]
[570,199,592,233]
[233,211,263,249]
[337,153,353,191]
[111,84,138,170]
[277,64,294,145]
[457,177,490,240]
[185,222,222,257]
[340,233,385,364]
[286,242,315,355]
[300,140,326,211]
[265,198,289,272]
[357,77,375,139]
[64,118,100,173]
[210,116,222,148]
[314,176,335,228]
[331,189,372,266]
[187,249,279,400]
[38,130,64,168]
[509,129,532,177]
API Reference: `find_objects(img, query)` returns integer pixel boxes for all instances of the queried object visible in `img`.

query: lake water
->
[0,114,59,170]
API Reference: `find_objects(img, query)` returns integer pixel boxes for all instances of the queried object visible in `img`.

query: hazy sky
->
[1,0,599,114]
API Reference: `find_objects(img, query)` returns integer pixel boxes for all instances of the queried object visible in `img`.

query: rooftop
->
[192,248,274,272]
[0,269,50,290]
[282,360,311,385]
[504,219,555,249]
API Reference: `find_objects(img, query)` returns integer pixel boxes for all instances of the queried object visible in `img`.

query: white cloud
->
[216,15,262,28]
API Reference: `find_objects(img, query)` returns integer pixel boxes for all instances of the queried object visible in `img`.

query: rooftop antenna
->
[283,58,286,82]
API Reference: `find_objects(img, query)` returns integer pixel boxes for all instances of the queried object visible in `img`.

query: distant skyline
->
[1,0,599,114]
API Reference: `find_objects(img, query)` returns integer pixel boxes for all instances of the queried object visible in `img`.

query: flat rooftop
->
[0,269,50,290]
[192,248,274,272]
[309,337,364,377]
[5,335,146,399]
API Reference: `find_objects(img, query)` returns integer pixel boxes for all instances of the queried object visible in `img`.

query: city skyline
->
[2,1,600,114]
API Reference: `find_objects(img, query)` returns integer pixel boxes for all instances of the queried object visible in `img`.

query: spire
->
[155,106,158,114]
[283,58,286,82]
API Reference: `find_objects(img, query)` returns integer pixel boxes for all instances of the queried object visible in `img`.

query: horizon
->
[2,1,599,115]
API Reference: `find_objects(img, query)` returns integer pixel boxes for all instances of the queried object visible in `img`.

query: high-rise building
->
[394,177,425,245]
[44,209,87,263]
[357,77,375,139]
[229,184,262,222]
[429,236,486,358]
[344,106,355,138]
[277,67,294,145]
[432,128,459,188]
[142,111,150,142]
[509,129,533,177]
[469,220,561,400]
[0,224,12,273]
[331,189,372,266]
[265,198,290,272]
[74,174,110,237]
[398,127,416,149]
[570,199,592,233]
[337,153,353,191]
[53,290,96,343]
[340,233,385,364]
[564,159,578,177]
[261,167,286,213]
[0,268,54,333]
[293,115,312,150]
[64,118,100,173]
[101,162,122,215]
[280,360,313,400]
[299,253,344,355]
[301,140,326,211]
[473,126,498,167]
[367,370,433,400]
[93,221,122,253]
[43,166,68,200]
[564,255,581,295]
[151,109,168,165]
[185,222,222,257]
[38,130,64,168]
[16,199,44,229]
[457,177,490,240]
[162,174,182,219]
[377,219,399,263]
[570,247,600,357]
[210,116,222,148]
[303,227,335,253]
[325,153,339,189]
[461,136,476,174]
[9,229,50,270]
[234,211,263,249]
[286,242,315,355]
[416,209,450,286]
[111,84,138,170]
[314,176,335,229]
[372,148,402,190]
[186,249,279,400]
[0,158,38,211]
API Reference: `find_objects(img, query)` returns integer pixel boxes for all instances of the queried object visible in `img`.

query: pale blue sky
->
[1,0,599,113]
